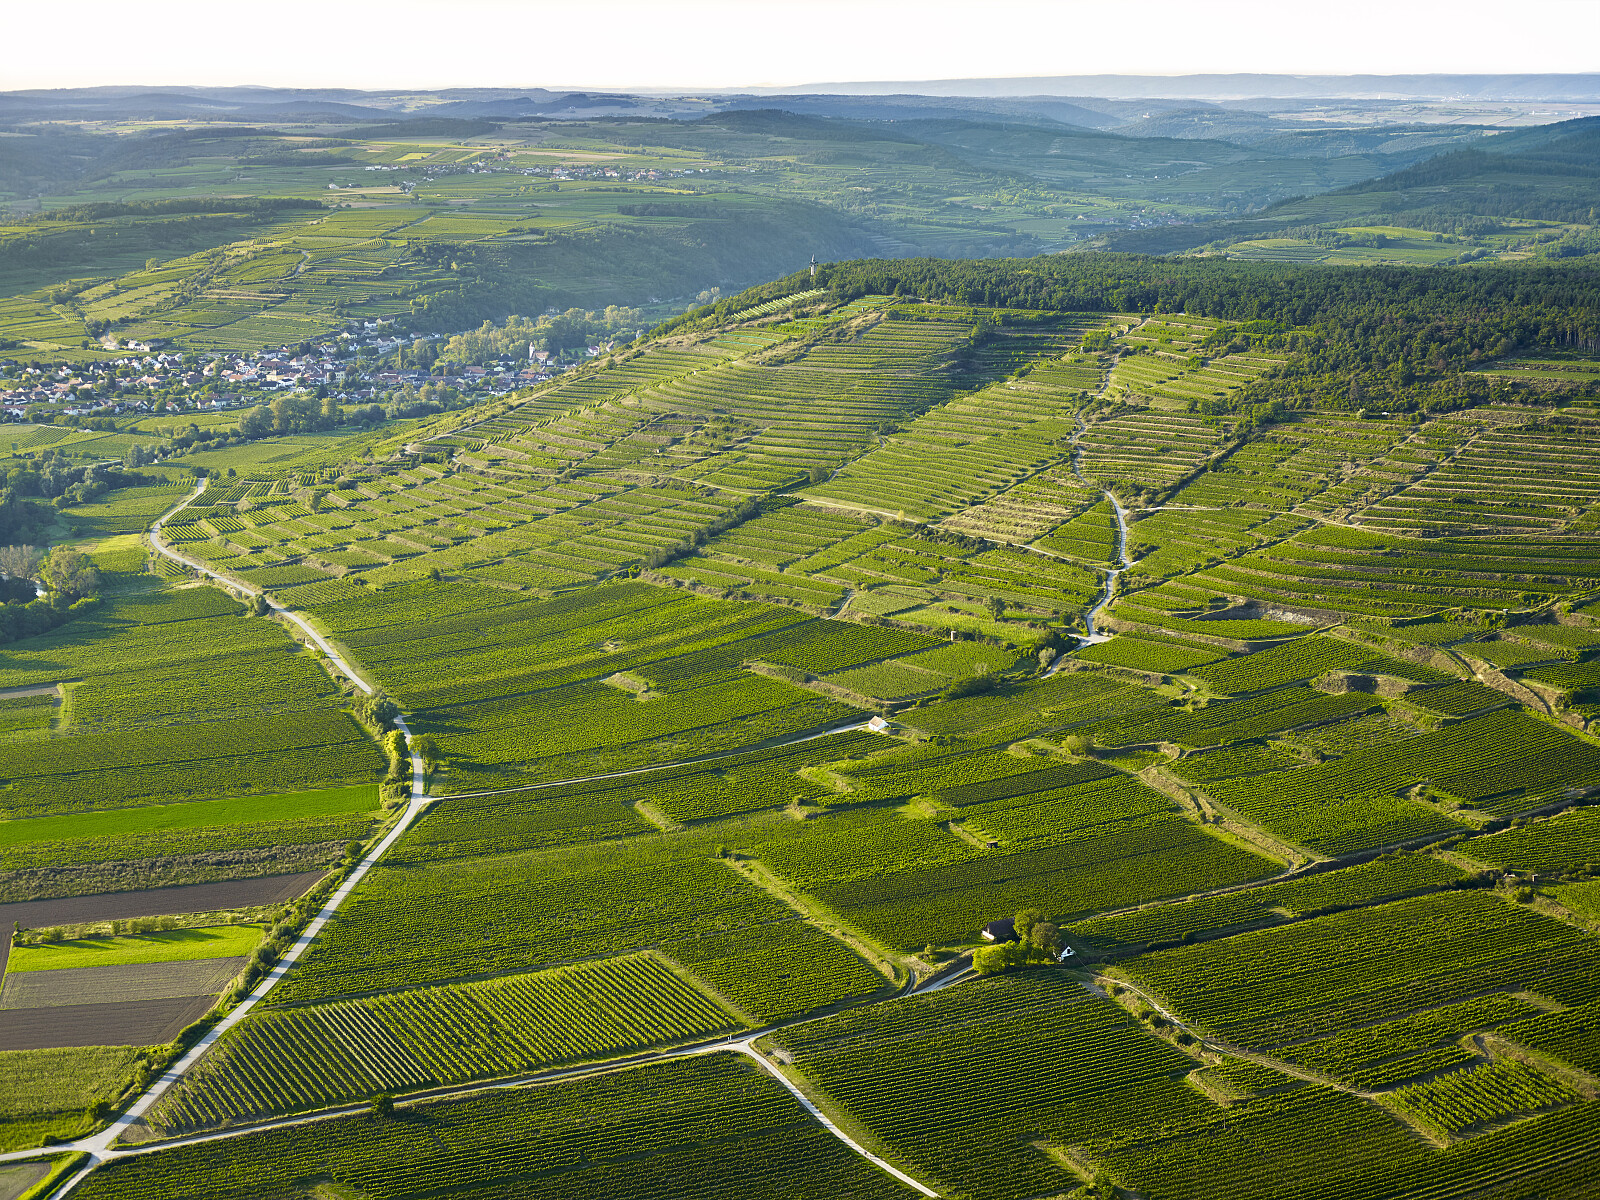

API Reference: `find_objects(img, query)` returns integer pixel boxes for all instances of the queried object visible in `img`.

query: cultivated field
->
[8,262,1600,1199]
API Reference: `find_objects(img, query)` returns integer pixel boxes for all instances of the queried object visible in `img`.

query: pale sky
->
[3,0,1596,92]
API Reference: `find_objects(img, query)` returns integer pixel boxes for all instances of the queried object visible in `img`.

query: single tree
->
[238,406,273,438]
[1030,922,1062,963]
[1061,733,1092,756]
[361,693,400,728]
[410,733,440,771]
[41,547,100,603]
[1013,907,1047,950]
[972,944,1011,975]
[0,544,42,583]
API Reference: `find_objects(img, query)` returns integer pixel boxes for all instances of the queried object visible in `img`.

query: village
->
[343,159,716,195]
[0,322,623,423]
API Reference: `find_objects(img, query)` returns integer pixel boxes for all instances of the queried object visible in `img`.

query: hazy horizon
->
[4,0,1595,92]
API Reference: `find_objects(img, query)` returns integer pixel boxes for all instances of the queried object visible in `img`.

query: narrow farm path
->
[1045,338,1139,669]
[709,1039,940,1198]
[437,718,875,801]
[150,481,376,696]
[17,496,901,1196]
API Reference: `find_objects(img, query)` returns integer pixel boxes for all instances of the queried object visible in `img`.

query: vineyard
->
[1458,805,1600,874]
[813,812,1275,948]
[80,1057,914,1200]
[1112,891,1600,1049]
[0,564,382,819]
[766,971,1207,1199]
[146,954,738,1133]
[261,831,888,1023]
[1203,709,1600,855]
[1069,852,1465,951]
[1391,1060,1580,1136]
[20,262,1600,1198]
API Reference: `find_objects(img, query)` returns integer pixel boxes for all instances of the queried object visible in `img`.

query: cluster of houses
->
[0,323,594,423]
[359,160,714,192]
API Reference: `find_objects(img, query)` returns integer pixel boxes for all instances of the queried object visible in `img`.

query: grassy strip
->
[9,925,264,973]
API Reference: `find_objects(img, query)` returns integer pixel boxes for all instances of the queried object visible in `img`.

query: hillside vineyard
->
[6,253,1600,1200]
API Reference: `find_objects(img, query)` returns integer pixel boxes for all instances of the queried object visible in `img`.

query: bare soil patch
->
[0,1162,49,1200]
[0,870,325,929]
[1,957,244,1010]
[0,870,322,976]
[0,847,339,907]
[0,685,61,701]
[0,994,216,1051]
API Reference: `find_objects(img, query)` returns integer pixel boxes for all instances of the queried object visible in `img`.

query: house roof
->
[981,918,1017,943]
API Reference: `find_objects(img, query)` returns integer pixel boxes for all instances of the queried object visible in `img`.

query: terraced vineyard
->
[19,260,1600,1199]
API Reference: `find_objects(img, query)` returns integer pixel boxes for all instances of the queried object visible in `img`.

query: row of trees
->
[430,307,645,368]
[238,395,343,438]
[6,454,144,505]
[235,392,465,442]
[1,544,100,602]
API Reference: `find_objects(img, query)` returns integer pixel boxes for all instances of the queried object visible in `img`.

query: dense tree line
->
[801,255,1600,394]
[433,307,644,367]
[0,544,101,644]
[238,395,345,438]
[6,453,146,506]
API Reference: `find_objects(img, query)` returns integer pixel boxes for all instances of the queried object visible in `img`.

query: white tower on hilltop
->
[810,254,817,279]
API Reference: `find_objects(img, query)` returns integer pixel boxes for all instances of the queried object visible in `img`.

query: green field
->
[9,925,264,972]
[78,1056,915,1200]
[0,785,378,851]
[6,185,1600,1196]
[0,1047,147,1152]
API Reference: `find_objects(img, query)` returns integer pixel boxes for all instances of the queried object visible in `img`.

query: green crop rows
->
[1206,710,1600,854]
[1115,890,1600,1049]
[768,972,1204,1200]
[1392,1060,1579,1136]
[1458,806,1600,874]
[149,954,737,1132]
[1070,852,1465,951]
[82,1057,910,1200]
